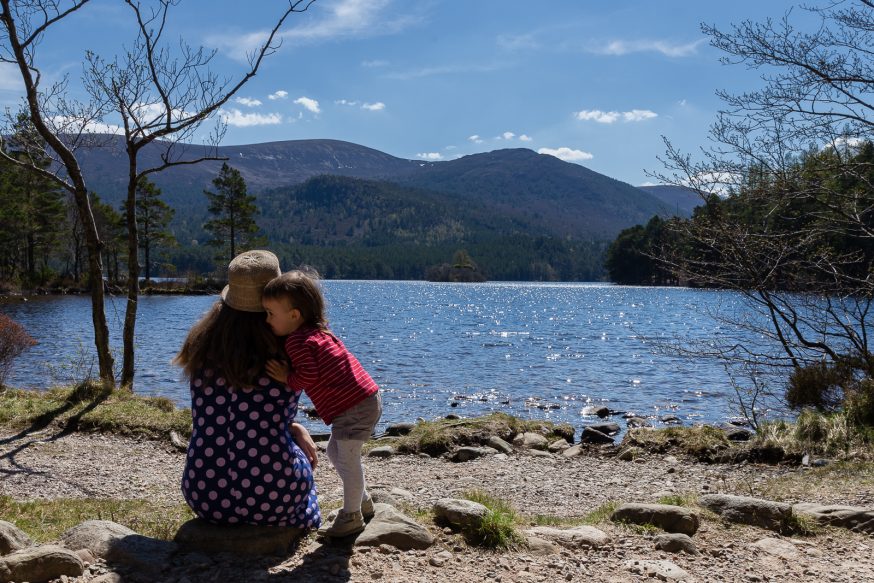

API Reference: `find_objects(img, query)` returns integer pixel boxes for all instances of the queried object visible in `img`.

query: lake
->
[1,281,773,435]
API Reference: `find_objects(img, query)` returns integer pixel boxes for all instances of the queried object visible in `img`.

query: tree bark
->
[121,149,139,388]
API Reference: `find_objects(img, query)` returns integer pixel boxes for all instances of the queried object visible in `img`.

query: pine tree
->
[203,163,262,264]
[133,177,175,282]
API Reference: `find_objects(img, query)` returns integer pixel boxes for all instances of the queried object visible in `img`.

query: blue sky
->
[0,0,804,186]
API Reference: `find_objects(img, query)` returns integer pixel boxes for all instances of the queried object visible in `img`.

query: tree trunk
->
[121,156,139,388]
[70,184,115,385]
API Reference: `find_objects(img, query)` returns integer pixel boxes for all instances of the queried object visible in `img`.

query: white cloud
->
[268,90,289,100]
[497,32,540,51]
[519,134,532,142]
[207,1,420,61]
[639,181,657,187]
[574,108,657,124]
[336,99,358,106]
[219,108,283,127]
[417,152,443,160]
[362,102,385,111]
[592,38,705,57]
[537,147,594,163]
[678,99,688,107]
[501,131,516,140]
[574,109,619,124]
[362,59,389,68]
[294,96,321,114]
[235,97,262,107]
[623,109,657,122]
[386,62,505,80]
[468,135,483,144]
[831,136,864,149]
[52,116,123,135]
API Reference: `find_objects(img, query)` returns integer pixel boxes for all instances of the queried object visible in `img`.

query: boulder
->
[354,504,434,550]
[660,415,682,425]
[433,499,489,531]
[626,417,651,429]
[385,422,416,436]
[0,521,32,555]
[0,544,84,583]
[449,446,497,462]
[580,427,614,444]
[548,439,570,453]
[595,406,610,418]
[792,503,874,534]
[486,436,513,454]
[611,503,700,535]
[699,494,792,532]
[561,444,584,458]
[174,518,303,555]
[512,432,548,450]
[585,422,620,435]
[60,520,176,576]
[617,446,643,461]
[624,559,690,581]
[723,427,754,441]
[367,446,396,458]
[654,533,699,555]
[523,536,561,556]
[522,526,609,549]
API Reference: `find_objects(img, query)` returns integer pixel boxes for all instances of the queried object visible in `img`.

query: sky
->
[0,0,808,187]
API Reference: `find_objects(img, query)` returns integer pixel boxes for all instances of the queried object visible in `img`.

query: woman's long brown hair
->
[174,301,282,388]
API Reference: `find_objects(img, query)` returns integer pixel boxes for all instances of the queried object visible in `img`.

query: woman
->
[174,250,321,528]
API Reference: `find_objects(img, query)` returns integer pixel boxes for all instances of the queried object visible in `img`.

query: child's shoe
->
[361,497,375,521]
[318,510,365,538]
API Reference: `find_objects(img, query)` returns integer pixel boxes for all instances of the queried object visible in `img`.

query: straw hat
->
[221,250,281,312]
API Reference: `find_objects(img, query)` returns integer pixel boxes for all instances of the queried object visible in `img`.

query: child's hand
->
[266,359,290,383]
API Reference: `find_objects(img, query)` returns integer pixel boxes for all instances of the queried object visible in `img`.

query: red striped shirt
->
[284,327,379,425]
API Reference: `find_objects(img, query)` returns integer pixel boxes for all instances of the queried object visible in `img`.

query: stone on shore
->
[522,526,609,549]
[585,422,620,435]
[450,446,497,462]
[0,544,84,583]
[385,422,416,436]
[433,499,489,531]
[624,559,690,581]
[486,436,513,454]
[792,503,874,534]
[367,445,396,458]
[512,432,548,450]
[580,427,614,444]
[354,503,434,550]
[561,444,584,457]
[749,537,801,560]
[60,519,176,576]
[699,494,792,531]
[174,518,303,555]
[654,533,699,555]
[611,503,700,535]
[0,521,32,555]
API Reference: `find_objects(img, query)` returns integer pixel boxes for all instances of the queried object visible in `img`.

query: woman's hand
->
[291,422,319,470]
[266,359,290,384]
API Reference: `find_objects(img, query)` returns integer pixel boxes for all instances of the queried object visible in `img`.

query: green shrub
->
[786,361,849,412]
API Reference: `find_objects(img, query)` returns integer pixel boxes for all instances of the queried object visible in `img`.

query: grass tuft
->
[621,425,730,460]
[581,500,621,525]
[656,493,698,507]
[461,489,525,549]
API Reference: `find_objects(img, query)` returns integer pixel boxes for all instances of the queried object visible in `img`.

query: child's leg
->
[326,436,368,513]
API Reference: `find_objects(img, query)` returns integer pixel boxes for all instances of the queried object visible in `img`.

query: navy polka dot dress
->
[181,368,321,528]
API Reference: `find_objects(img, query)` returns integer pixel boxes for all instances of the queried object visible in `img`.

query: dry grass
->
[620,425,732,460]
[0,495,194,543]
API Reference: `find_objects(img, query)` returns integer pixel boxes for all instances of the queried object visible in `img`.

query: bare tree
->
[0,0,314,388]
[652,1,874,423]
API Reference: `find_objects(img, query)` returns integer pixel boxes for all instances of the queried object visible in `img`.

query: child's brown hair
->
[262,268,329,331]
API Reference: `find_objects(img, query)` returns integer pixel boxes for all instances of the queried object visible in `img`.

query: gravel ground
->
[1,429,873,582]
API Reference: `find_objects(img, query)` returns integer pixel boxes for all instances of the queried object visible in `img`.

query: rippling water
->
[2,282,766,434]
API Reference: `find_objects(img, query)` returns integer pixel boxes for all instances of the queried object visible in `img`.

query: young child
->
[263,269,382,538]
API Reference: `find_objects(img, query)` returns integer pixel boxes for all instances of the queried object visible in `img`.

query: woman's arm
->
[290,422,319,470]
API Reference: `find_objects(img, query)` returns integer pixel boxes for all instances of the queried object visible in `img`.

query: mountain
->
[76,136,671,239]
[638,185,703,217]
[71,136,677,279]
[76,136,419,211]
[395,149,669,239]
